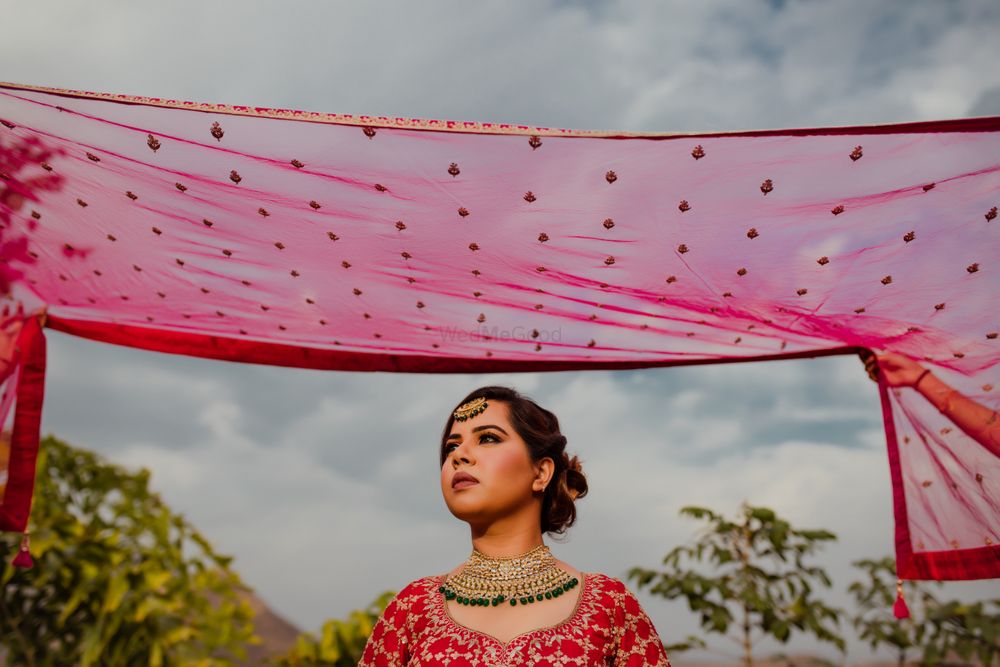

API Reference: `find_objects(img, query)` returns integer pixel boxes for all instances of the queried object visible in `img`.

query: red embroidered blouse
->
[359,571,672,666]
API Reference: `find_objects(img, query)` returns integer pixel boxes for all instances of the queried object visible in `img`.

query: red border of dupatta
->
[0,315,46,532]
[879,374,1000,580]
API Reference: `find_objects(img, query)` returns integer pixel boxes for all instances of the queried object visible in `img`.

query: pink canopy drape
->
[1,82,997,580]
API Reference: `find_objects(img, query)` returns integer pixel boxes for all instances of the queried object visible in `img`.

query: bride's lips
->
[452,471,479,489]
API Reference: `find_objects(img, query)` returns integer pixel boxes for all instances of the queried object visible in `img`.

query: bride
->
[360,386,671,666]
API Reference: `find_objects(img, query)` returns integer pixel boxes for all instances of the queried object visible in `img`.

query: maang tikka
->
[454,397,488,421]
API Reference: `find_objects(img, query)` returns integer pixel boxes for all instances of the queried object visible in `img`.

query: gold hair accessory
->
[454,397,488,422]
[439,544,579,608]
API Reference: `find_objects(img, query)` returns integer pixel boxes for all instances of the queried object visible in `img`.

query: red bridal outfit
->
[359,572,671,666]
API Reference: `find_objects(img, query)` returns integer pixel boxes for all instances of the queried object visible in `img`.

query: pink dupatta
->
[1,82,997,580]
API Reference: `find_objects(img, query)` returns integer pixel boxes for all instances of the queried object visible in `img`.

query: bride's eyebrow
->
[446,424,509,440]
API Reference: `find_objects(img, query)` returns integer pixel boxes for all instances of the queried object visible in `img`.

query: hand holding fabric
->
[860,350,926,387]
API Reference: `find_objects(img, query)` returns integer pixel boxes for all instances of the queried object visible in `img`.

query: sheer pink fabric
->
[0,83,997,578]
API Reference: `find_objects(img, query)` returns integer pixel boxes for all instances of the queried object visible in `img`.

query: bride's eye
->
[444,432,499,457]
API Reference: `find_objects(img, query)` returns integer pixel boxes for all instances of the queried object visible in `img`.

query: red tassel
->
[12,532,33,569]
[893,578,910,619]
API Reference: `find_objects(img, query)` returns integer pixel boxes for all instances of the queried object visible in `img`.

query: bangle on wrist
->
[913,369,930,392]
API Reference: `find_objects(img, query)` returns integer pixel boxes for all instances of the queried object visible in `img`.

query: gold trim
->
[0,81,616,137]
[5,81,992,138]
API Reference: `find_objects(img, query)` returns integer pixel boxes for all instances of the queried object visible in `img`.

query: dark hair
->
[440,386,588,535]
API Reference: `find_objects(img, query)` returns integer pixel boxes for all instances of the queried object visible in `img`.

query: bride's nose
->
[451,441,474,466]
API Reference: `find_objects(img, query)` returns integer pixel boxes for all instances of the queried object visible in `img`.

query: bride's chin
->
[446,502,491,523]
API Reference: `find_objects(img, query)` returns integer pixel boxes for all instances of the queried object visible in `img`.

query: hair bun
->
[561,454,587,502]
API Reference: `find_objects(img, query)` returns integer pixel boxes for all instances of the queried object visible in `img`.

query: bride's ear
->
[532,457,555,492]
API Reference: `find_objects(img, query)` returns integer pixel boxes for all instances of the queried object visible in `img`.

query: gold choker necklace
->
[439,544,579,608]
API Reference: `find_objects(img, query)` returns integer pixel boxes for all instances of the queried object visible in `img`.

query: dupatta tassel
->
[12,531,33,569]
[893,577,910,619]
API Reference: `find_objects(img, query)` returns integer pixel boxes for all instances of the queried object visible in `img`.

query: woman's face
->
[440,400,550,526]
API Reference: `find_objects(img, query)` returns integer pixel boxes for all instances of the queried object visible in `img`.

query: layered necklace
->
[439,544,579,608]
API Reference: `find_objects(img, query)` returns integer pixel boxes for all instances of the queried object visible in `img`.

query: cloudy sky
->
[5,0,999,662]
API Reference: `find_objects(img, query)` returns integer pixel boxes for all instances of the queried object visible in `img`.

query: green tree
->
[849,556,1000,667]
[273,591,395,666]
[628,502,845,667]
[0,434,260,666]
